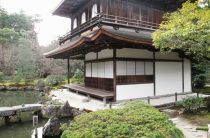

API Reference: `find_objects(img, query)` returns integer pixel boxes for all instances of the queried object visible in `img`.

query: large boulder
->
[43,118,61,137]
[41,105,60,118]
[36,80,45,92]
[0,86,6,91]
[60,101,73,117]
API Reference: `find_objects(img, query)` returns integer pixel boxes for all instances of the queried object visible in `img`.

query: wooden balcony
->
[59,13,159,44]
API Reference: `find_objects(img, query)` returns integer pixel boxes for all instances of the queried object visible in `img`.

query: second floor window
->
[91,4,97,18]
[73,18,77,29]
[81,12,86,24]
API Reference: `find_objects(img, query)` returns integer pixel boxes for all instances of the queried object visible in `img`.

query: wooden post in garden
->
[175,92,178,102]
[67,58,70,84]
[148,96,150,104]
[197,92,199,98]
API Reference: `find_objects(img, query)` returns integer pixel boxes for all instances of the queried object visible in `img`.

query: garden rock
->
[162,109,179,118]
[0,86,6,91]
[60,101,72,117]
[36,80,45,92]
[71,108,84,117]
[43,118,61,137]
[41,105,60,118]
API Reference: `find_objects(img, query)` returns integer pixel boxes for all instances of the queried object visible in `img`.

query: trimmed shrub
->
[61,101,183,138]
[176,96,205,113]
[46,75,66,86]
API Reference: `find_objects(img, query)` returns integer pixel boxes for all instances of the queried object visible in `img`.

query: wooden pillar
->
[113,49,117,101]
[153,50,156,96]
[182,58,184,93]
[67,58,70,84]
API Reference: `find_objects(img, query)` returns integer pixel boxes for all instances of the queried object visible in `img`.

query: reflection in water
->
[0,91,39,107]
[0,91,47,138]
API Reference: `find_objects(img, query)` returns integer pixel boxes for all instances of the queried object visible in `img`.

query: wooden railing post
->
[197,92,199,98]
[148,96,150,104]
[175,92,178,102]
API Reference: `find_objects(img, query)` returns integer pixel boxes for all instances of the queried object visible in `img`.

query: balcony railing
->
[59,13,159,44]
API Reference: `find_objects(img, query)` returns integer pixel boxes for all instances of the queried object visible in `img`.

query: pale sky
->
[0,0,70,46]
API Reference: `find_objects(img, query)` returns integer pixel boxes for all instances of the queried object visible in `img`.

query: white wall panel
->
[105,61,113,78]
[116,84,154,100]
[126,61,135,75]
[117,61,126,75]
[145,62,153,75]
[86,63,92,77]
[98,62,105,78]
[85,52,97,60]
[155,52,181,60]
[136,62,144,75]
[117,48,153,59]
[184,59,192,92]
[92,63,98,77]
[155,62,183,95]
[98,49,113,59]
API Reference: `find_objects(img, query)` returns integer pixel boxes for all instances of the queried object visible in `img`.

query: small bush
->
[176,96,205,113]
[61,101,183,138]
[46,75,66,86]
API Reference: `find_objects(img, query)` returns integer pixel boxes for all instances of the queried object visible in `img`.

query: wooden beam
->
[153,50,156,96]
[67,58,70,84]
[113,48,117,101]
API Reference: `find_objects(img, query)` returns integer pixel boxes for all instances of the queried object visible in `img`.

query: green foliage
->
[176,96,205,113]
[46,75,66,86]
[0,28,19,45]
[192,61,208,88]
[72,69,84,79]
[0,72,3,82]
[153,1,210,60]
[15,38,38,83]
[61,101,183,138]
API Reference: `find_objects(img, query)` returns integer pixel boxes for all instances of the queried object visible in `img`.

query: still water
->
[0,91,47,138]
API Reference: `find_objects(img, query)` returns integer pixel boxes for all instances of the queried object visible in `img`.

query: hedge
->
[61,101,183,138]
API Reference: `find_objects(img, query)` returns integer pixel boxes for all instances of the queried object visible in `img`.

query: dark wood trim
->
[182,58,184,93]
[85,58,113,63]
[153,51,156,96]
[116,75,154,85]
[190,59,193,91]
[85,57,182,63]
[116,58,182,62]
[113,48,117,101]
[67,58,70,84]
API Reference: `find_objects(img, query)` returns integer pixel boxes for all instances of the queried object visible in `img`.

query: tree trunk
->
[0,44,4,72]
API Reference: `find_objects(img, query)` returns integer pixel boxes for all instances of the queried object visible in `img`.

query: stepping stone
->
[184,126,193,129]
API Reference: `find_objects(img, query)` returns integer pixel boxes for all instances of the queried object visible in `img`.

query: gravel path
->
[171,117,208,138]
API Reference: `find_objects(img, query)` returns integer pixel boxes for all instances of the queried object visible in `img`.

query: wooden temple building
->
[44,0,192,102]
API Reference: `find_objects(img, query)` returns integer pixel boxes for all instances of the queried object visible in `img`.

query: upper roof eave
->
[52,0,89,18]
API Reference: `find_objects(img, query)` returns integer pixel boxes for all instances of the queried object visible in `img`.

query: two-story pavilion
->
[44,0,192,102]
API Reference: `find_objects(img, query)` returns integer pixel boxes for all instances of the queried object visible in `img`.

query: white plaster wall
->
[116,84,154,100]
[155,62,183,95]
[184,59,192,92]
[117,61,126,75]
[98,49,113,59]
[104,61,113,78]
[145,62,153,75]
[85,52,97,60]
[98,62,105,78]
[117,48,153,59]
[92,63,98,77]
[126,61,135,75]
[155,52,181,60]
[86,63,91,77]
[136,62,144,75]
